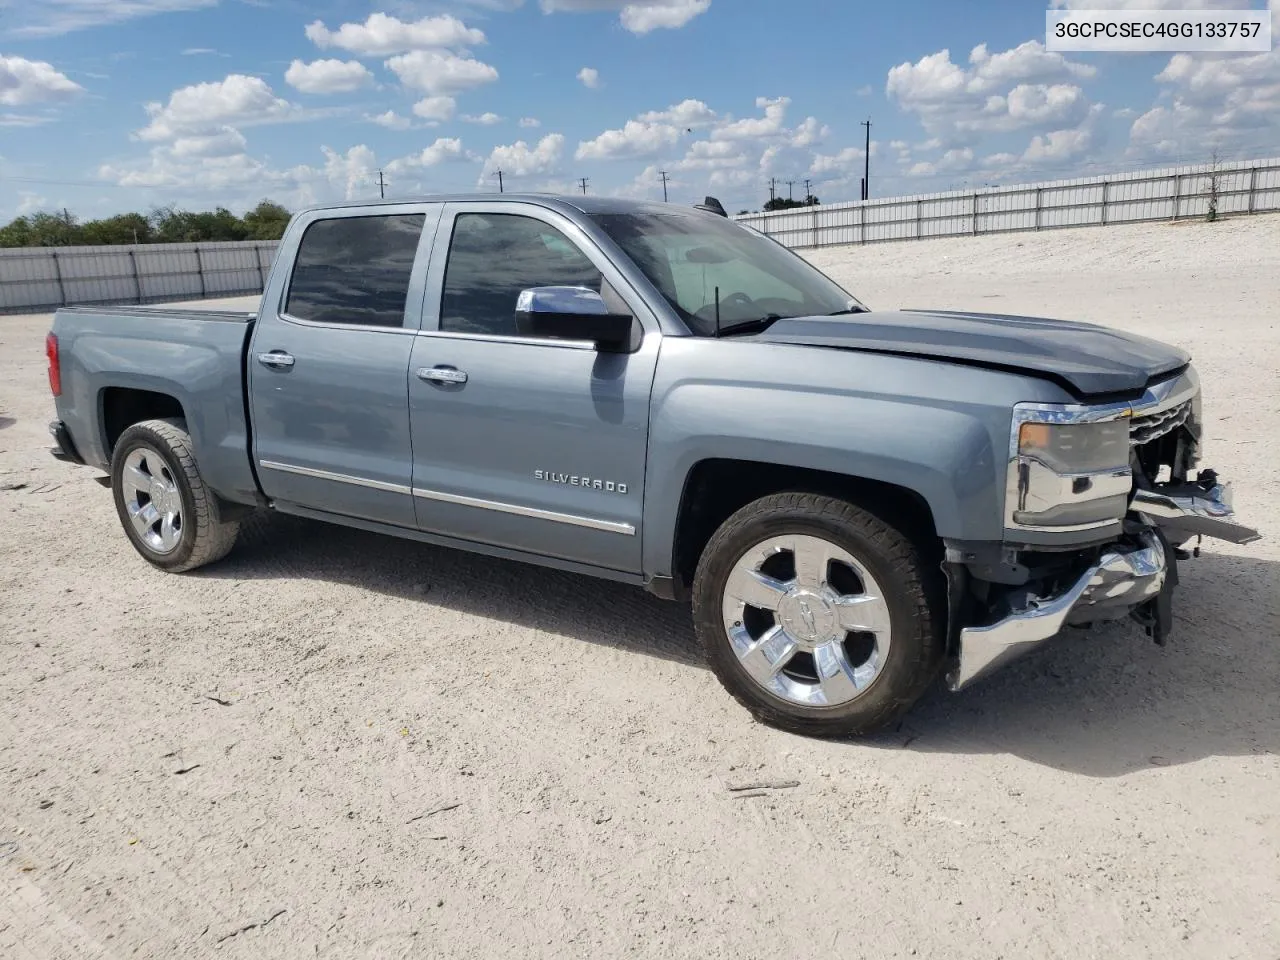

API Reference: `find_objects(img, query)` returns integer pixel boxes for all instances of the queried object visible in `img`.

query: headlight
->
[1007,405,1133,533]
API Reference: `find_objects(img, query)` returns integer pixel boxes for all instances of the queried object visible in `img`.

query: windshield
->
[591,211,863,336]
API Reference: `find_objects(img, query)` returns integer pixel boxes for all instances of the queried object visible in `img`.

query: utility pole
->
[376,170,387,199]
[658,169,671,202]
[860,119,872,200]
[493,170,504,193]
[785,179,796,201]
[803,178,813,204]
[578,177,589,196]
[768,177,778,202]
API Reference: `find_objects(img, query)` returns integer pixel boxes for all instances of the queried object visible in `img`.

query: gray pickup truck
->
[47,194,1259,736]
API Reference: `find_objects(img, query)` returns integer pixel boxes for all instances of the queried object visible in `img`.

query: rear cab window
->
[285,214,426,328]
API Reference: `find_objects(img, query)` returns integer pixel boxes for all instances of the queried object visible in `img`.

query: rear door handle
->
[257,351,295,369]
[417,366,468,385]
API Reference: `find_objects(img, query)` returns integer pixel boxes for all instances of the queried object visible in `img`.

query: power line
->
[658,169,671,202]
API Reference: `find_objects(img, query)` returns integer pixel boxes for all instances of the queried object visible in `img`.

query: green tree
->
[79,213,152,245]
[242,200,292,240]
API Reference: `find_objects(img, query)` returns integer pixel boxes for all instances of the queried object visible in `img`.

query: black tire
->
[110,418,240,573]
[692,492,945,738]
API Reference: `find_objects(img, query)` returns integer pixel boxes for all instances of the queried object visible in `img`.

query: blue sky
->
[1,0,1277,221]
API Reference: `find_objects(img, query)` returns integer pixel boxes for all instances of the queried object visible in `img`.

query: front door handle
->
[257,351,295,369]
[417,366,468,385]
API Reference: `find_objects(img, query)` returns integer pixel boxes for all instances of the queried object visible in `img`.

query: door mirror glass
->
[515,286,634,352]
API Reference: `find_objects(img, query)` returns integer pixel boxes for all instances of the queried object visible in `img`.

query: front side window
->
[592,211,860,337]
[285,213,425,328]
[440,213,602,336]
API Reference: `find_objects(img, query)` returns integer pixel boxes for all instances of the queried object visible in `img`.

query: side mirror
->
[514,286,634,352]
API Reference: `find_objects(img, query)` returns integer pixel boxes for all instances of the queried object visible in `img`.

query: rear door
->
[407,202,661,574]
[249,204,441,528]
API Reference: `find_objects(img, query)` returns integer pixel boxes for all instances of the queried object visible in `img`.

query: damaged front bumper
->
[948,474,1260,692]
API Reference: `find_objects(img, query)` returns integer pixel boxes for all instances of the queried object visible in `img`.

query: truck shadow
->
[0,415,15,431]
[201,516,1279,778]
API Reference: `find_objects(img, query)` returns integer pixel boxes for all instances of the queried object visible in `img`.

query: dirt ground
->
[2,216,1278,959]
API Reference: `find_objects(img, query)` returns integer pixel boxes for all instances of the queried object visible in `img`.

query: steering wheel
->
[694,290,754,324]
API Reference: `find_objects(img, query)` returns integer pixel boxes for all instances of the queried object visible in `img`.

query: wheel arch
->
[662,458,941,601]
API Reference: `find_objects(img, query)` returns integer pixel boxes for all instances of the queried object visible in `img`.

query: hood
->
[750,309,1190,398]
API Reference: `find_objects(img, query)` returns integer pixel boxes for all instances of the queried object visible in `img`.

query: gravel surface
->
[2,216,1278,959]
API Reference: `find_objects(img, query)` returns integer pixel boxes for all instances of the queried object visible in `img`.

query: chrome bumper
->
[948,532,1166,691]
[948,472,1260,692]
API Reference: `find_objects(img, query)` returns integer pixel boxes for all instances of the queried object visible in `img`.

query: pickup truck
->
[46,194,1260,737]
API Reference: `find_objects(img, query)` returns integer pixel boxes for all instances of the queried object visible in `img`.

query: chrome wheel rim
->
[721,534,893,708]
[120,446,183,555]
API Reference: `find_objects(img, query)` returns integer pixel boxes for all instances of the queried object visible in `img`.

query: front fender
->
[641,338,1068,579]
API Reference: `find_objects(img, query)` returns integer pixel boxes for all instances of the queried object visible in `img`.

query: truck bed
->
[50,304,261,507]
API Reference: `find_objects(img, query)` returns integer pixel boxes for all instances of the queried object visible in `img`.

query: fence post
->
[972,193,979,236]
[1247,167,1258,214]
[860,203,866,245]
[1034,187,1042,230]
[129,249,141,304]
[916,199,923,240]
[195,246,206,298]
[1171,173,1182,221]
[1100,181,1109,225]
[811,205,818,248]
[51,250,67,307]
[257,244,268,291]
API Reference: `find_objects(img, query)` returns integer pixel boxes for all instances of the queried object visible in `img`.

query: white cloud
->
[0,55,84,106]
[305,13,485,57]
[519,117,541,128]
[462,112,503,125]
[674,138,748,171]
[170,127,248,159]
[887,40,1101,158]
[638,98,718,128]
[387,50,499,95]
[319,144,379,200]
[413,96,457,121]
[137,74,297,141]
[8,0,216,38]
[540,0,712,34]
[809,146,866,177]
[1126,3,1280,160]
[908,147,975,178]
[0,112,55,127]
[576,119,680,160]
[577,67,600,88]
[1050,0,1246,7]
[284,59,373,95]
[481,133,566,178]
[711,96,790,141]
[386,138,472,173]
[16,191,48,215]
[368,110,414,130]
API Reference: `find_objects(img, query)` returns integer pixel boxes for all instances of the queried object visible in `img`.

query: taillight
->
[46,332,61,397]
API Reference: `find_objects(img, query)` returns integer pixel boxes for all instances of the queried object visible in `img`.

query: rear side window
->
[440,213,602,336]
[285,214,425,328]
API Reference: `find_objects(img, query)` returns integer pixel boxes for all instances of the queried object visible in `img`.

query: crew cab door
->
[407,202,660,573]
[248,204,441,528]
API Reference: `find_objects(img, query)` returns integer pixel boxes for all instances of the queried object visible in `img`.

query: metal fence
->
[0,240,280,314]
[735,157,1280,250]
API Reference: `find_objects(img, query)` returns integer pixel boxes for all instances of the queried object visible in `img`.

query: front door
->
[407,203,660,573]
[249,205,439,528]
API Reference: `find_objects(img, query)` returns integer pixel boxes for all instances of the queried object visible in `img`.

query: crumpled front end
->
[947,368,1260,692]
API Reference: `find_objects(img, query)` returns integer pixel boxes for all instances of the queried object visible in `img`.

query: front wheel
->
[692,492,945,737]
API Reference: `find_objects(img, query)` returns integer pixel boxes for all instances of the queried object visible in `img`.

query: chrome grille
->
[1130,399,1192,446]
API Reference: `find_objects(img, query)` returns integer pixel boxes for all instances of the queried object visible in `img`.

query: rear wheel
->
[111,418,240,573]
[692,492,944,737]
